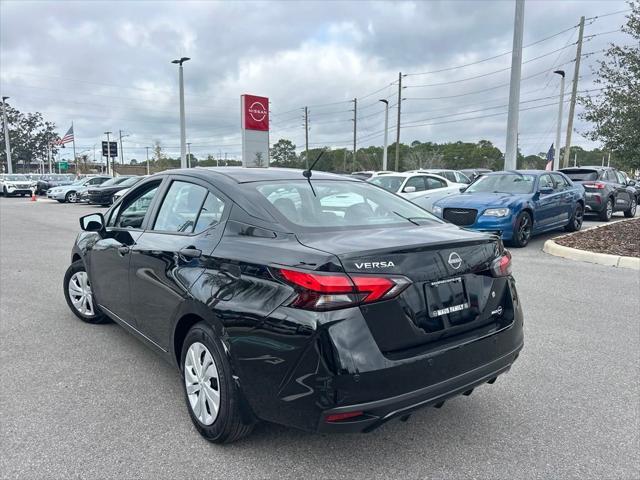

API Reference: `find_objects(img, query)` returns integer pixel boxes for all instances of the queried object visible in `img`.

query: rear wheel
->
[65,191,78,203]
[63,260,109,324]
[598,198,613,221]
[181,322,254,443]
[565,203,584,232]
[509,211,532,248]
[623,197,637,218]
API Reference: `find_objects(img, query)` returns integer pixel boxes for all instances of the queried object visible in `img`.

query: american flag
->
[545,143,554,171]
[58,125,74,145]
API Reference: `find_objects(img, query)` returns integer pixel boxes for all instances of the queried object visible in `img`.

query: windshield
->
[466,173,536,194]
[369,175,404,192]
[252,180,441,230]
[561,170,598,181]
[5,175,28,181]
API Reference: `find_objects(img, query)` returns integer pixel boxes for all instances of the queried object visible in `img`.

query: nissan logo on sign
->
[242,94,269,131]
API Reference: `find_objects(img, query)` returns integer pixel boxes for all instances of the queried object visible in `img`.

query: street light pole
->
[105,131,112,176]
[379,99,389,171]
[172,57,190,169]
[145,146,150,175]
[187,142,192,168]
[504,0,525,171]
[553,70,565,171]
[2,96,13,174]
[118,130,129,165]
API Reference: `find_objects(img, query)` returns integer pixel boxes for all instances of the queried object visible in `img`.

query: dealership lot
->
[1,197,638,479]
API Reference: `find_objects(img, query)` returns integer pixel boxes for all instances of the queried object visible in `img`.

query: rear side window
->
[455,171,471,184]
[194,192,225,233]
[154,181,208,233]
[426,176,447,189]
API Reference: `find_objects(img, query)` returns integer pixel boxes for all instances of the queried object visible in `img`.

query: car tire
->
[181,322,254,444]
[565,203,584,232]
[623,197,637,218]
[63,260,109,324]
[56,200,65,203]
[65,191,78,203]
[509,211,532,248]
[598,198,613,221]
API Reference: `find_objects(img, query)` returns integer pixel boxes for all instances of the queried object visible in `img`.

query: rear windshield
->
[369,175,404,192]
[560,170,598,181]
[252,180,442,230]
[466,173,535,194]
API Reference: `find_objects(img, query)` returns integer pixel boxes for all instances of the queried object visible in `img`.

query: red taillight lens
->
[325,411,364,422]
[583,182,606,189]
[278,268,410,311]
[490,250,512,277]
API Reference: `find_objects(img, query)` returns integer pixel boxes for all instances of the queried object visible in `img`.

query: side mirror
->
[403,186,416,193]
[80,213,105,232]
[627,180,636,186]
[539,187,553,195]
[459,186,467,192]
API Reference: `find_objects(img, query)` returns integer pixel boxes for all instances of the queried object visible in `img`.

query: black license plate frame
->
[425,276,470,318]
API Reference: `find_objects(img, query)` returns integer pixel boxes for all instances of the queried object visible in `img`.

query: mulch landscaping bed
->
[555,218,640,258]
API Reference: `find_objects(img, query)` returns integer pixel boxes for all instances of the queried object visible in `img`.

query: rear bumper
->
[318,344,521,433]
[584,193,605,212]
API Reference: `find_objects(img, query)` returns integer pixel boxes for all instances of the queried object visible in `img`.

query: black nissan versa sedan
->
[64,167,524,443]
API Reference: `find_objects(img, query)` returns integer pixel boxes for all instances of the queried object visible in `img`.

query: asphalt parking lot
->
[1,197,638,479]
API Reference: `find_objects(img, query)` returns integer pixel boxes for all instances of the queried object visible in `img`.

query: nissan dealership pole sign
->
[241,94,269,167]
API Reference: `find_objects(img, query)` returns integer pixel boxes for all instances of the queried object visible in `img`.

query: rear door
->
[88,179,163,322]
[129,176,229,349]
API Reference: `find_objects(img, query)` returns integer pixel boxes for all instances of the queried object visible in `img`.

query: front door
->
[534,174,559,229]
[88,179,162,323]
[129,177,229,349]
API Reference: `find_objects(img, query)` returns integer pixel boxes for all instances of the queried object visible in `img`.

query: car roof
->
[485,170,549,176]
[561,165,608,170]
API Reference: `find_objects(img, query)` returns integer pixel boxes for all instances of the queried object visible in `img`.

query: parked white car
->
[0,174,37,197]
[47,176,111,203]
[369,172,465,212]
[407,169,472,185]
[350,171,394,180]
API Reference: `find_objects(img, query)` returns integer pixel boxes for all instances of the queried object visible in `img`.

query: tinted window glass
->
[551,173,569,188]
[466,174,536,194]
[369,175,404,192]
[426,177,447,189]
[254,180,441,230]
[455,171,471,184]
[153,181,208,233]
[561,170,598,181]
[194,192,225,233]
[615,171,626,184]
[605,170,617,182]
[114,183,160,229]
[539,175,554,190]
[405,176,426,192]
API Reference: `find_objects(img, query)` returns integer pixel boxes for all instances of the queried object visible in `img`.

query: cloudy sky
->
[0,0,633,163]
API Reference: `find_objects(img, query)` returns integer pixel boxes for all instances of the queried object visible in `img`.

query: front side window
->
[551,173,569,189]
[615,171,626,184]
[605,170,617,182]
[404,176,426,192]
[114,182,160,229]
[253,180,442,230]
[153,181,209,233]
[539,175,554,190]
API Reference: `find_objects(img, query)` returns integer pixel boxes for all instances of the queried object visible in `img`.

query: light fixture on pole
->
[553,70,565,171]
[379,99,389,171]
[171,56,190,169]
[2,96,13,174]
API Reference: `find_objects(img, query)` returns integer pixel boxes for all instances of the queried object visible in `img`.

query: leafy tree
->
[270,139,299,167]
[0,102,60,172]
[579,2,640,172]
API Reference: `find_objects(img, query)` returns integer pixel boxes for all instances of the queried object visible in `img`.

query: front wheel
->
[63,260,109,324]
[623,197,637,218]
[181,322,254,443]
[65,191,78,203]
[565,203,584,232]
[598,198,613,221]
[508,211,532,248]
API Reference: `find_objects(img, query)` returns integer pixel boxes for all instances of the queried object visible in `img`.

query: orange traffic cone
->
[31,190,37,202]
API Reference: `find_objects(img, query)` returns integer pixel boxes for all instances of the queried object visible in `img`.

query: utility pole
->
[352,98,357,171]
[187,142,192,168]
[304,106,309,169]
[105,131,113,176]
[395,72,402,171]
[2,96,13,174]
[504,0,525,171]
[118,130,129,165]
[380,99,389,170]
[562,16,585,169]
[145,146,150,175]
[553,70,565,170]
[574,152,577,167]
[172,57,190,169]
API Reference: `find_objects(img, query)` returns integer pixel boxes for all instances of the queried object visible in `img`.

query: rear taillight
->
[490,250,512,277]
[583,182,606,189]
[278,268,411,311]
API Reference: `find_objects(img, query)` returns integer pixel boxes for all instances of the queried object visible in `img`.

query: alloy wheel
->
[67,192,78,203]
[518,215,531,244]
[606,200,613,220]
[68,271,95,317]
[184,342,220,425]
[574,205,584,230]
[631,199,637,216]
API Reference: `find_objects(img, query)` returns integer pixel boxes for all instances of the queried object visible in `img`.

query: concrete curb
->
[542,219,640,270]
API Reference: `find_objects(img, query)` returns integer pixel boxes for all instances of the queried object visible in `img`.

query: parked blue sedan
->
[431,170,586,247]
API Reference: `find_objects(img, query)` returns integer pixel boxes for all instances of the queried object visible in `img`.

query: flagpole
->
[71,121,77,175]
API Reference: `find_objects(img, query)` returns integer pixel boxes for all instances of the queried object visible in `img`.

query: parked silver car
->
[47,176,111,203]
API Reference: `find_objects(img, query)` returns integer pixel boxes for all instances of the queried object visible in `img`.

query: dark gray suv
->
[559,166,636,221]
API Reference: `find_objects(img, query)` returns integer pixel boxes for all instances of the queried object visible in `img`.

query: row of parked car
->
[0,173,144,205]
[355,166,638,247]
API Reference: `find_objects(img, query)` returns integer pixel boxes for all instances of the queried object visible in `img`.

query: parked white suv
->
[1,174,37,197]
